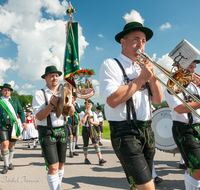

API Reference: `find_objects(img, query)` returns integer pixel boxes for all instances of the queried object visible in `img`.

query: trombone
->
[136,49,200,119]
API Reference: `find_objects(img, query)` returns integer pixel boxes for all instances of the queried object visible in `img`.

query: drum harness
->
[114,58,153,136]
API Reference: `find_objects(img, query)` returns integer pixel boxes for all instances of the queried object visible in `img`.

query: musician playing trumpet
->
[165,60,200,190]
[99,10,162,190]
[32,65,74,190]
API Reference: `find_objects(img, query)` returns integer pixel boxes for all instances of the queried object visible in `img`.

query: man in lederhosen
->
[0,83,27,174]
[67,92,81,157]
[95,103,104,146]
[99,17,162,189]
[80,99,107,165]
[165,60,200,190]
[32,65,74,190]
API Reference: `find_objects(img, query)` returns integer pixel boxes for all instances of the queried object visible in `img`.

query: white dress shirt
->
[95,111,104,122]
[32,86,69,127]
[99,53,151,121]
[80,110,98,127]
[164,83,200,124]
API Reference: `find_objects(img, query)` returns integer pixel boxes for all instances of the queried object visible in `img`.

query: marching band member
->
[99,14,162,189]
[67,92,81,157]
[165,60,200,190]
[32,65,74,190]
[95,103,104,146]
[0,83,27,174]
[80,99,107,165]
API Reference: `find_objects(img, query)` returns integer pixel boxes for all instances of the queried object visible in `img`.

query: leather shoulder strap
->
[41,89,53,128]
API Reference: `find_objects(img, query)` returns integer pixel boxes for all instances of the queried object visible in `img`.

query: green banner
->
[63,21,80,79]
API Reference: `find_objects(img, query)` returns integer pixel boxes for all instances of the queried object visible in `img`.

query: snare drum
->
[151,106,179,153]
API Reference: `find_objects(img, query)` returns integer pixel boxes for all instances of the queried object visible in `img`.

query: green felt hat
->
[26,108,32,112]
[84,99,94,105]
[115,22,153,43]
[41,65,62,79]
[193,60,200,64]
[0,83,13,91]
[96,105,102,111]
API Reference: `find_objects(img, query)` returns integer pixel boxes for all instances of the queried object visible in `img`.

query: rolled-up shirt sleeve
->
[32,90,46,116]
[99,58,121,102]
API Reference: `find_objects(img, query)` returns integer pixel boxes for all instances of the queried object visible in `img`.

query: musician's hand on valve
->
[193,75,200,87]
[140,62,153,81]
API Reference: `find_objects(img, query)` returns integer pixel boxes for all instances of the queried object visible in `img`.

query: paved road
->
[0,137,185,190]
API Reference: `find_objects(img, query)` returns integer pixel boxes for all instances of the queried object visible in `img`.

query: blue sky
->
[1,0,200,105]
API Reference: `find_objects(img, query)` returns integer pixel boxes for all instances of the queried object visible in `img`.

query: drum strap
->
[114,58,141,134]
[41,89,53,128]
[182,91,193,125]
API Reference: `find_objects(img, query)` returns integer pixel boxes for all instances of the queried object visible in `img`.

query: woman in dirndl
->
[22,108,38,148]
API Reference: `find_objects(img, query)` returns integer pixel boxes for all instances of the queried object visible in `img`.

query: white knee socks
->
[152,163,158,179]
[9,148,14,164]
[69,139,73,153]
[72,139,76,153]
[184,171,200,190]
[58,168,64,189]
[1,150,9,166]
[47,173,59,190]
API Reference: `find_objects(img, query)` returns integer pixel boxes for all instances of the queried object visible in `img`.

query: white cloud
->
[0,57,12,83]
[22,83,36,89]
[19,90,30,95]
[160,22,171,30]
[92,79,99,86]
[95,46,103,51]
[0,0,89,82]
[13,85,19,90]
[0,38,10,48]
[43,0,68,17]
[95,86,99,94]
[153,53,174,85]
[78,24,89,59]
[98,33,103,38]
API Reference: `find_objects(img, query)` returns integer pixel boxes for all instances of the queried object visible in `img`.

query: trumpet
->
[136,49,200,119]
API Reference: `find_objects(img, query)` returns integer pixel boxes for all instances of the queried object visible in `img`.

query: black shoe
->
[1,166,8,174]
[75,145,80,149]
[8,163,14,170]
[33,145,37,149]
[69,152,74,158]
[154,176,163,185]
[179,163,187,169]
[99,158,107,165]
[27,145,30,148]
[99,142,103,146]
[85,158,91,164]
[73,152,79,156]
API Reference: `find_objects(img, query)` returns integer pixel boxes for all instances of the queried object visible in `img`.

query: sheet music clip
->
[172,52,187,67]
[169,39,200,69]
